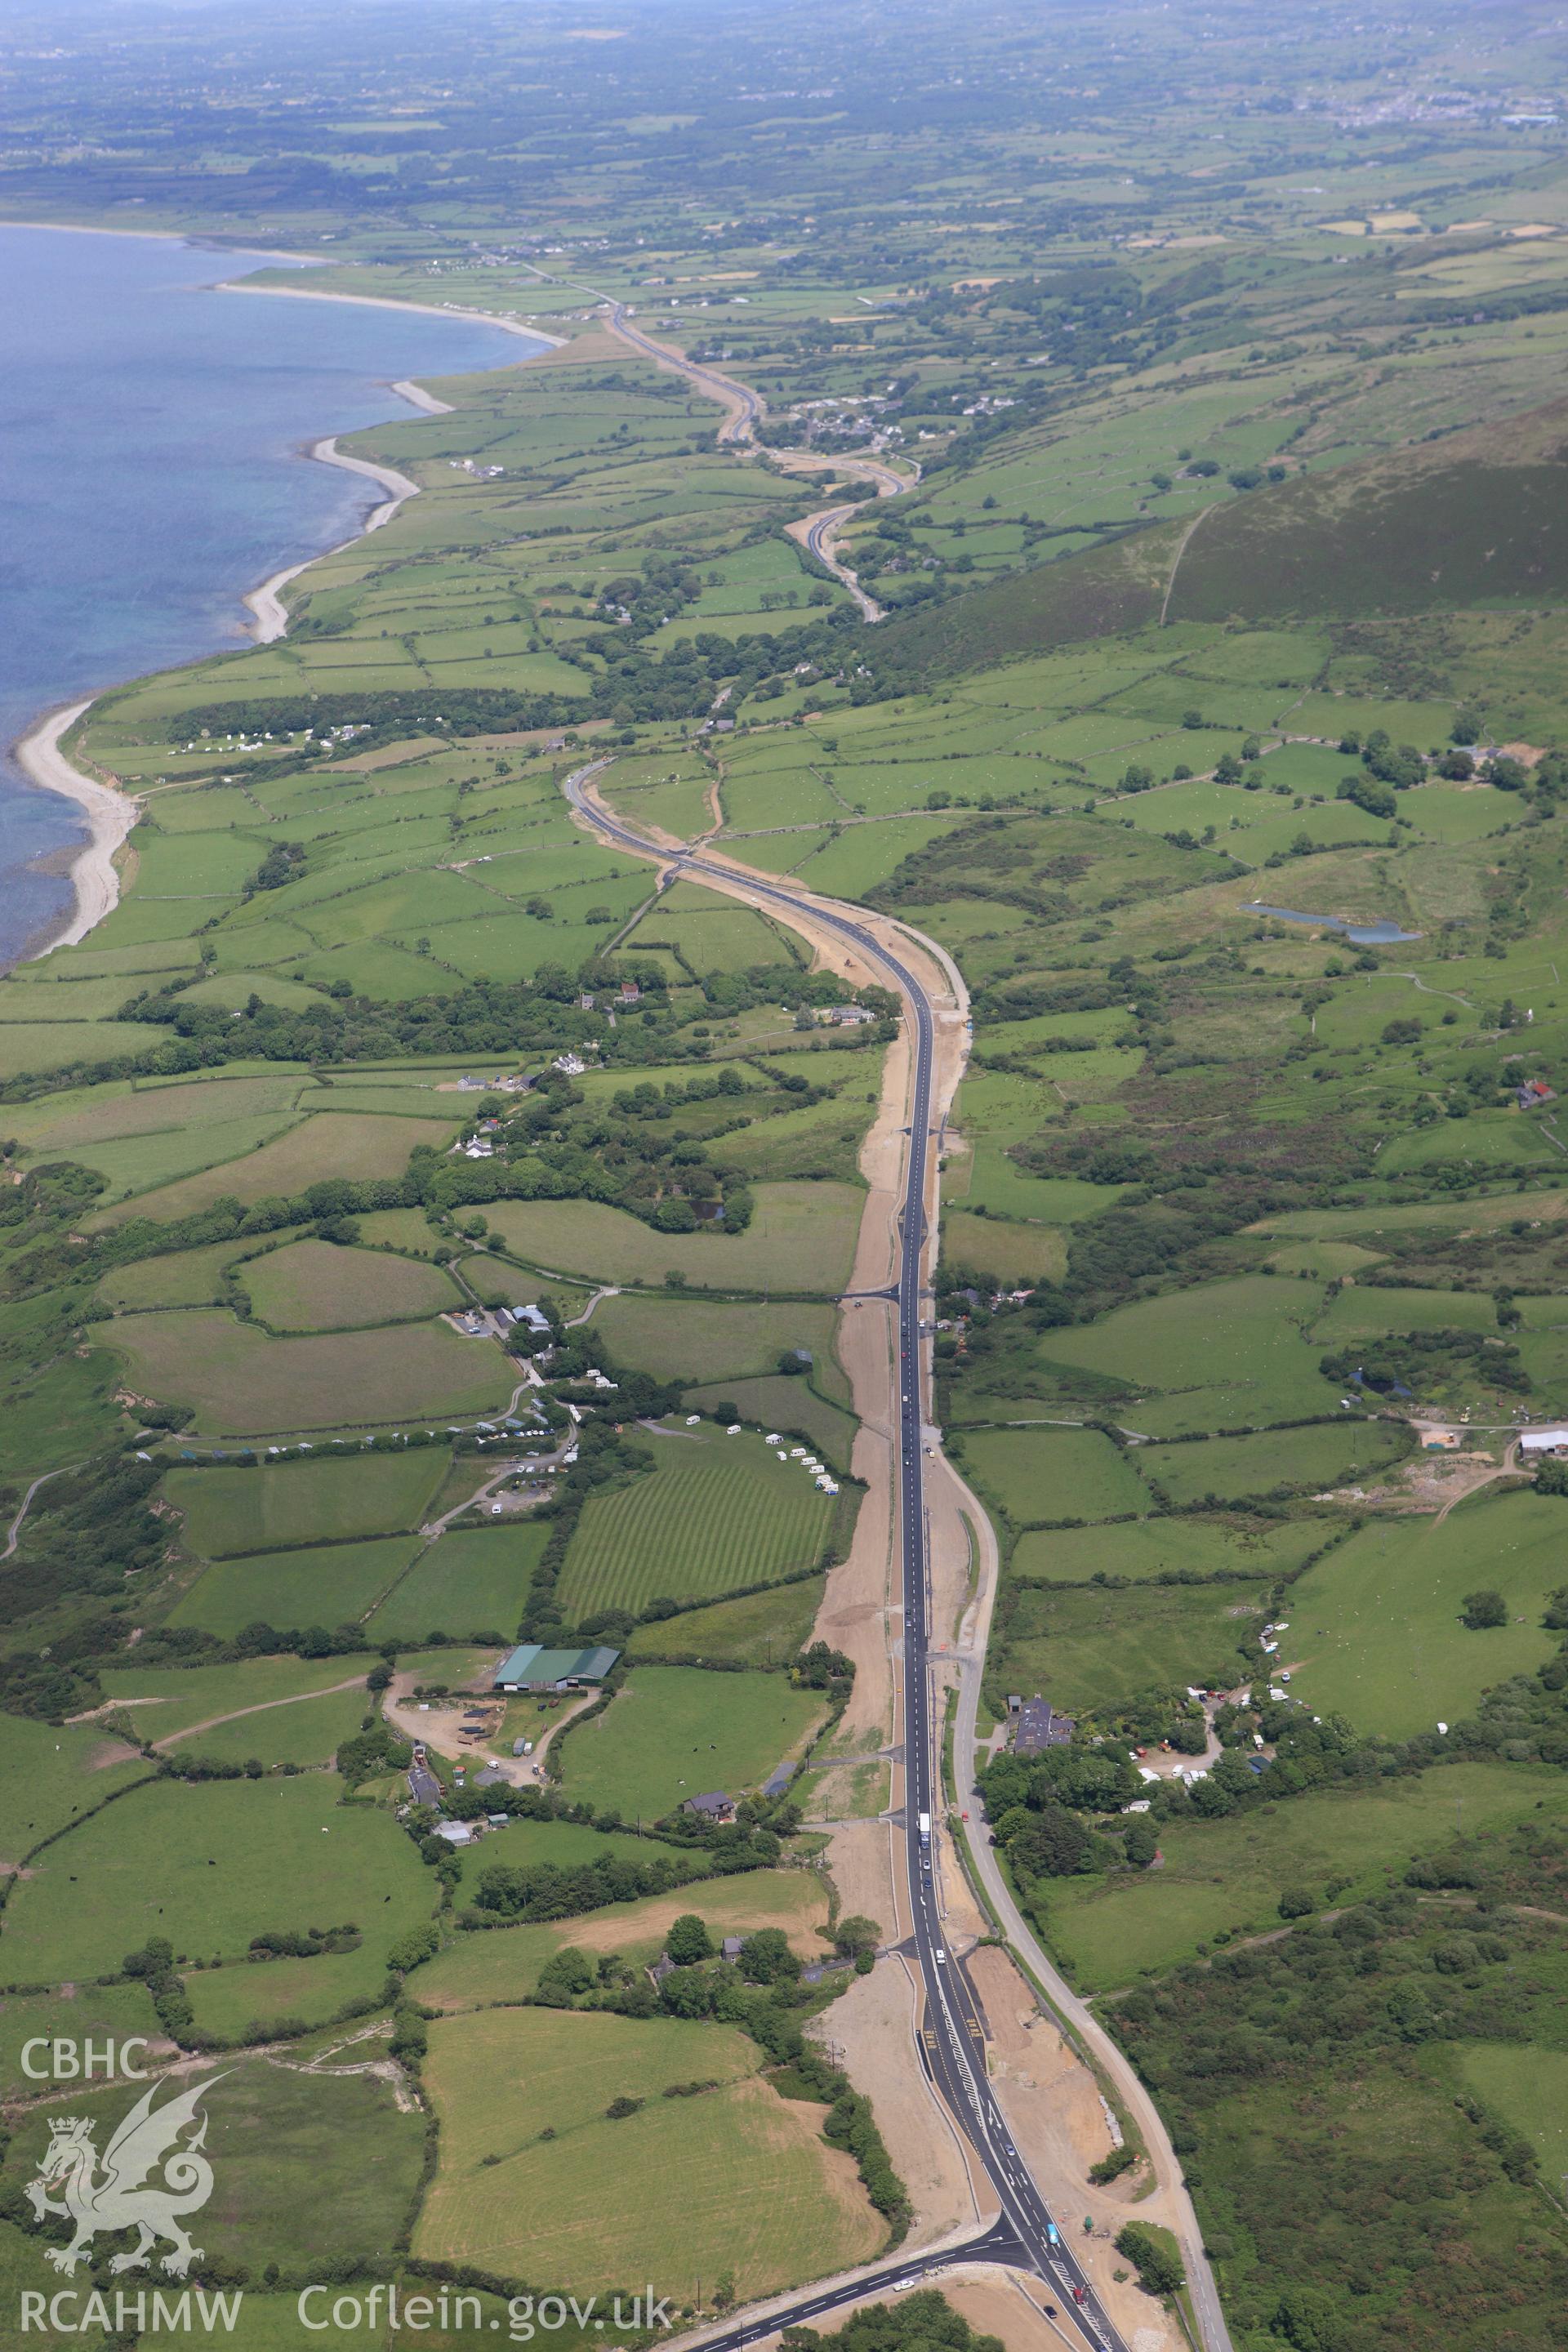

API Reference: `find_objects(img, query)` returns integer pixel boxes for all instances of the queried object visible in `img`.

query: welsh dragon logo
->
[27,2074,225,2277]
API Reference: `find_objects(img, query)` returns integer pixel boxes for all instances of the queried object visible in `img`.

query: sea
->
[0,225,536,968]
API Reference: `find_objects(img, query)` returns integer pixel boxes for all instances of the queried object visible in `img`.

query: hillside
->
[1171,398,1568,625]
[878,399,1568,686]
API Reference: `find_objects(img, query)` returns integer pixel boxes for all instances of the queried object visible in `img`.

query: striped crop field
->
[557,1427,833,1618]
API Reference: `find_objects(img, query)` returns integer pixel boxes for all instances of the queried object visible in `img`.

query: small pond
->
[1243,902,1422,946]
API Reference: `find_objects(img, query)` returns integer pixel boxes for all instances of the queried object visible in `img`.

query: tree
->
[536,1946,595,2007]
[1123,1818,1158,1868]
[1272,2285,1353,2351]
[659,1965,715,2017]
[739,1927,800,1983]
[1462,1588,1508,1629]
[666,1913,714,1965]
[1278,1887,1316,1920]
[1338,771,1396,820]
[1114,2224,1183,2297]
[1011,1803,1101,1879]
[832,1913,880,1959]
[1535,1459,1568,1498]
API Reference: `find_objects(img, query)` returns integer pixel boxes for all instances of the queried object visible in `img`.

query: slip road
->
[563,762,1130,2352]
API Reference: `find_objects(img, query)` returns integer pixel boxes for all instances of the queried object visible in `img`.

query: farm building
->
[1521,1428,1568,1457]
[492,1642,621,1691]
[1013,1695,1076,1756]
[684,1790,736,1823]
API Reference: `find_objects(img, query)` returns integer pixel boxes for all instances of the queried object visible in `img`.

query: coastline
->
[0,219,321,264]
[242,437,421,644]
[391,377,453,416]
[7,261,561,968]
[218,278,569,350]
[11,704,141,960]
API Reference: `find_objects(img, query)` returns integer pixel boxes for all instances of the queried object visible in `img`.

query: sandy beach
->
[219,278,568,350]
[12,703,141,957]
[391,377,453,416]
[242,437,421,643]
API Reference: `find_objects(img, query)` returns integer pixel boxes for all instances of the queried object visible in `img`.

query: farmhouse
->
[818,1004,875,1027]
[1013,1694,1076,1755]
[1521,1428,1568,1458]
[492,1642,621,1691]
[683,1790,736,1823]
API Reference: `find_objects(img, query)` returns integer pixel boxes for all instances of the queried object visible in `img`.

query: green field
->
[556,1664,824,1820]
[175,1685,372,1769]
[97,1654,372,1744]
[100,1232,306,1311]
[1285,1487,1568,1738]
[592,1293,849,1398]
[171,1535,423,1633]
[485,1181,863,1292]
[960,1425,1152,1523]
[1,2058,425,2282]
[1146,1419,1411,1504]
[991,1581,1265,1716]
[0,1352,122,1479]
[93,1113,456,1226]
[1459,2043,1568,2185]
[367,1521,549,1640]
[240,1240,462,1330]
[0,1713,150,1870]
[1044,1765,1566,1990]
[416,2007,881,2300]
[1009,1514,1328,1586]
[0,1775,433,1985]
[942,1210,1068,1285]
[111,1312,509,1432]
[1039,1276,1342,1432]
[1310,1286,1502,1345]
[166,1450,448,1555]
[625,1574,826,1668]
[556,1429,836,1618]
[0,1982,163,2099]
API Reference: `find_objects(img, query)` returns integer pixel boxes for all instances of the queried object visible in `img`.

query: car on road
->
[934,1948,947,1963]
